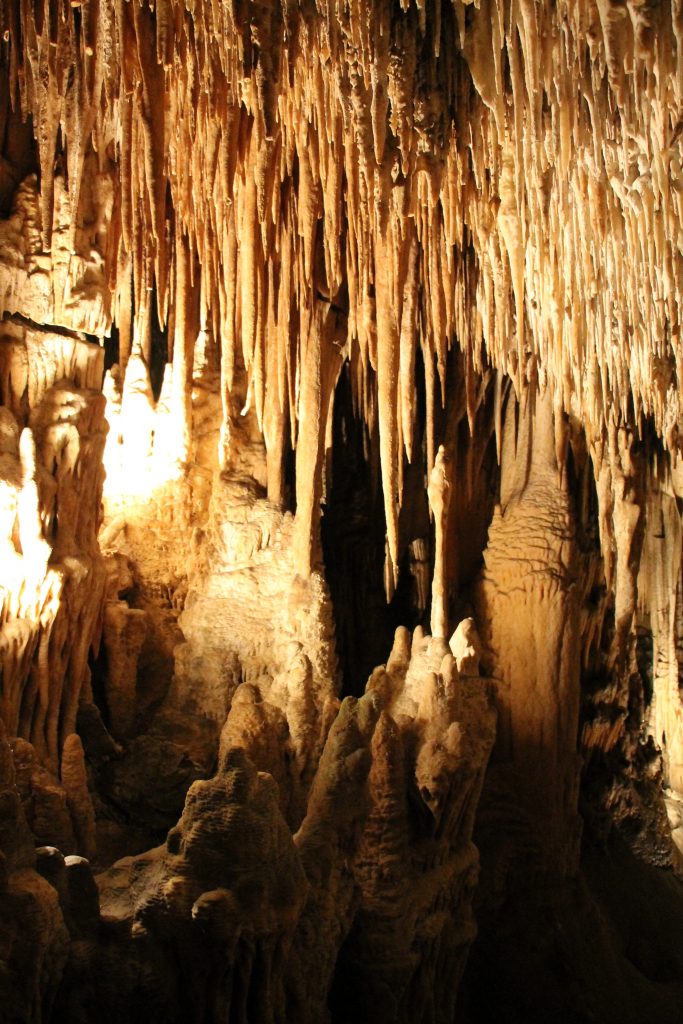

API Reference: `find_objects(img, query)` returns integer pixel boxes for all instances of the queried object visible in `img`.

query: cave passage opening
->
[321,359,429,697]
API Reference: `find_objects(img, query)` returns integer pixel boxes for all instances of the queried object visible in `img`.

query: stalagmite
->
[449,617,482,677]
[0,2,683,1022]
[428,444,453,640]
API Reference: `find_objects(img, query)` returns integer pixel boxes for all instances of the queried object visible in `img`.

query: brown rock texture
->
[0,2,682,1023]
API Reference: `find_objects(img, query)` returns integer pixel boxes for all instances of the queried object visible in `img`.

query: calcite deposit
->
[0,1,682,1022]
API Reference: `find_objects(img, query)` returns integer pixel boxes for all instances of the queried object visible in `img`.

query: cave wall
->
[0,1,682,1022]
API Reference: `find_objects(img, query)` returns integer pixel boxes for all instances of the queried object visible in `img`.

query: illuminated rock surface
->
[0,1,682,1022]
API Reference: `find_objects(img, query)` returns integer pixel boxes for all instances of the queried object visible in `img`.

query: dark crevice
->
[150,283,168,400]
[321,363,425,698]
[104,322,119,373]
[1,310,98,343]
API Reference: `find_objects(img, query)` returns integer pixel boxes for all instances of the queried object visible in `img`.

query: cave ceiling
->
[0,2,683,1023]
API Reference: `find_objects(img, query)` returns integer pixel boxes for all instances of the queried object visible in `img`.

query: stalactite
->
[2,0,678,565]
[171,226,195,465]
[1,3,683,1018]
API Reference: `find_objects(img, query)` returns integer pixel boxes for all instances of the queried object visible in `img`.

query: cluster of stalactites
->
[2,0,682,579]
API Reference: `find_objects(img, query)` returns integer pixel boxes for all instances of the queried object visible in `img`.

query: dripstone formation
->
[0,2,683,1022]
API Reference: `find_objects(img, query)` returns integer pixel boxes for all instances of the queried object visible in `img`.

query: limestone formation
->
[0,2,682,1023]
[0,722,69,1024]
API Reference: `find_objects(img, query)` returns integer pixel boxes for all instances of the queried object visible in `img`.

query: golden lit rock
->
[0,2,682,1021]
